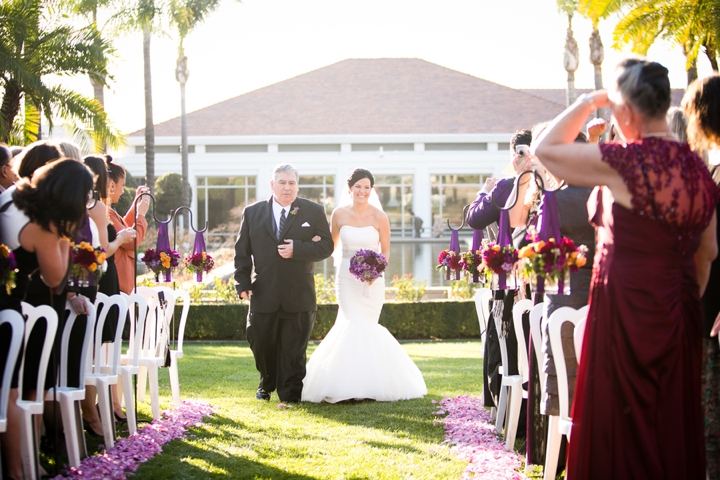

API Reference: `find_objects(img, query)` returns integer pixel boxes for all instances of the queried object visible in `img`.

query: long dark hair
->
[13,159,93,238]
[347,168,374,188]
[15,140,62,179]
[83,154,109,203]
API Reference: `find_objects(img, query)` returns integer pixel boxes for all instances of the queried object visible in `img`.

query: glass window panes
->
[430,174,487,228]
[197,176,257,234]
[299,175,335,216]
[374,174,413,237]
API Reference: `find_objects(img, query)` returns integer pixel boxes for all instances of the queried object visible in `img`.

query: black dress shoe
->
[256,388,271,400]
[82,419,104,438]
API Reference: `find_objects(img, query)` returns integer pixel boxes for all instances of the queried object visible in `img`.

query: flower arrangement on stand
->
[437,249,463,279]
[143,248,181,282]
[0,244,17,295]
[518,236,587,295]
[184,252,215,282]
[458,250,484,283]
[68,241,106,290]
[481,242,519,290]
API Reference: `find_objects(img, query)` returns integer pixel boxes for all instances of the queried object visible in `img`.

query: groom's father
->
[234,164,334,402]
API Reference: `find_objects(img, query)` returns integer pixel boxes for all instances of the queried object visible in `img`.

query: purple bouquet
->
[349,249,388,283]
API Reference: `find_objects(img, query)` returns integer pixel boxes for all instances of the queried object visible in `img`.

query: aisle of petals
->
[53,400,214,479]
[433,395,527,479]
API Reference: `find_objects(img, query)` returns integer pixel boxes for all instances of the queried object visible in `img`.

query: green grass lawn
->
[121,340,484,479]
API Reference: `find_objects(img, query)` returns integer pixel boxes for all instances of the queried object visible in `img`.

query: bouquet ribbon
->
[496,209,512,289]
[193,231,207,282]
[157,223,172,282]
[447,228,461,281]
[471,228,483,283]
[536,190,563,294]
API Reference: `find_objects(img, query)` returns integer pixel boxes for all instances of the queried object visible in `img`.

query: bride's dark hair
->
[347,168,374,188]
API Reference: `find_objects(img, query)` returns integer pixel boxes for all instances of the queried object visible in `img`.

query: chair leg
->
[120,370,137,435]
[169,353,180,409]
[96,382,115,448]
[490,406,497,422]
[73,399,88,460]
[148,366,160,420]
[19,410,38,480]
[59,396,81,468]
[504,384,523,451]
[137,366,147,402]
[544,415,562,480]
[496,385,508,435]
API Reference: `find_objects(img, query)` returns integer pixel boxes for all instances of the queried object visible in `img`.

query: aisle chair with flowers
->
[44,301,95,468]
[543,306,585,480]
[153,286,190,408]
[84,293,128,448]
[0,309,24,475]
[18,303,58,480]
[118,292,148,434]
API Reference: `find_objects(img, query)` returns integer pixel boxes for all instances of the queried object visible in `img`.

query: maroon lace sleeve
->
[599,137,719,251]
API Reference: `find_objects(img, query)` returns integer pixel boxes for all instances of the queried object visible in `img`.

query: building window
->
[374,175,414,237]
[197,176,256,234]
[430,174,487,229]
[299,175,335,216]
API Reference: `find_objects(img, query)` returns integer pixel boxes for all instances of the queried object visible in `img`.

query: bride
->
[301,168,427,403]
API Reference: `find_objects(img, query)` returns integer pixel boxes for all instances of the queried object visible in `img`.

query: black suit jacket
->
[233,196,334,313]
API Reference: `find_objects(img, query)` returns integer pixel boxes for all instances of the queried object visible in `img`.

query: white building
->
[120,58,575,238]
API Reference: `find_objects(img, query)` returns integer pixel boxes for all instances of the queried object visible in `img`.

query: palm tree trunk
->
[91,77,106,152]
[143,25,155,192]
[0,82,22,144]
[703,42,719,72]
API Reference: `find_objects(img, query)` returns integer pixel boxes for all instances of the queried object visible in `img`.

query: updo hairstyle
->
[613,58,671,119]
[105,154,126,184]
[13,158,93,238]
[347,168,374,188]
[83,154,110,202]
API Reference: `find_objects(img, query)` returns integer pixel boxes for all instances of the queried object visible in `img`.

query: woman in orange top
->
[106,158,150,293]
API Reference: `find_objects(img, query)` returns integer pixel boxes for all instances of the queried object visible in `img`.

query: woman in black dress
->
[0,159,93,480]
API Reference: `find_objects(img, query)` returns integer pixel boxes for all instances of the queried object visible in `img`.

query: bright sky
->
[64,0,715,136]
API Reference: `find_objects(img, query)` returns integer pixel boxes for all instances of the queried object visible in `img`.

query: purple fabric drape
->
[496,209,512,289]
[536,190,563,293]
[193,231,207,282]
[471,228,483,283]
[448,228,461,281]
[157,222,172,281]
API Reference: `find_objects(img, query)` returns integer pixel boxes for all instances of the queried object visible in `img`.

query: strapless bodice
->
[339,225,380,259]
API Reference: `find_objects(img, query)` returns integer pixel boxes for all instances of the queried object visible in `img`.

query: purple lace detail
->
[599,137,719,251]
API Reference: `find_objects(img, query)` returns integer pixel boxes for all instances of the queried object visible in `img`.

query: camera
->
[515,144,529,157]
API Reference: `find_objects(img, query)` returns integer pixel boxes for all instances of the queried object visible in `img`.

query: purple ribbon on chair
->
[496,209,513,289]
[536,190,563,293]
[471,228,483,283]
[192,231,207,282]
[447,228,461,281]
[157,223,172,282]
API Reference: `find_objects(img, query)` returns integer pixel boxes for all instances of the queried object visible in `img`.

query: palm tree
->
[558,0,581,105]
[0,0,121,148]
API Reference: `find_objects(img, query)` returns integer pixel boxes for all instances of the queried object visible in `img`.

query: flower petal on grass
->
[52,400,213,479]
[435,395,527,479]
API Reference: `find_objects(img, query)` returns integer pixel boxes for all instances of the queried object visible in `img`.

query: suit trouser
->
[246,307,315,401]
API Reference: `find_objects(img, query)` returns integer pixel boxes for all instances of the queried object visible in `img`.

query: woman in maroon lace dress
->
[534,58,719,479]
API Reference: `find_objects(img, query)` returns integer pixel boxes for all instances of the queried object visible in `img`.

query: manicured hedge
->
[171,301,480,341]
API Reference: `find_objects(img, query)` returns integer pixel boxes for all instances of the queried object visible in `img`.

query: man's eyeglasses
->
[87,190,99,210]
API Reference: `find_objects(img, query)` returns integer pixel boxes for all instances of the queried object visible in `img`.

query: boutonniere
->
[289,206,299,216]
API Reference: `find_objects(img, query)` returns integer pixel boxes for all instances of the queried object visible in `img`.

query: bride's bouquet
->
[349,249,388,283]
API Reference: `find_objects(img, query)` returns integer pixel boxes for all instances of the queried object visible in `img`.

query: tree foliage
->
[0,0,123,147]
[154,172,188,218]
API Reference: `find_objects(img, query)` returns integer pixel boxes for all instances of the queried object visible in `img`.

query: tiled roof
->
[129,58,568,137]
[131,59,686,138]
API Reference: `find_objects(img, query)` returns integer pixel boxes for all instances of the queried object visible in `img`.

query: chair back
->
[511,299,533,383]
[155,286,188,354]
[548,306,585,424]
[18,303,58,394]
[528,302,546,388]
[93,293,128,375]
[0,310,24,431]
[120,292,148,367]
[136,287,174,361]
[60,301,94,388]
[473,288,492,351]
[574,317,586,363]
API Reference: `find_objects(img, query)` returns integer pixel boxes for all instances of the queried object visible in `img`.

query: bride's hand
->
[311,236,321,242]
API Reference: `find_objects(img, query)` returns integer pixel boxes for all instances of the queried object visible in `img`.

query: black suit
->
[234,196,333,401]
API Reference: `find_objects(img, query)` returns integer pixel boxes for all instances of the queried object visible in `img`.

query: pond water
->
[313,236,476,287]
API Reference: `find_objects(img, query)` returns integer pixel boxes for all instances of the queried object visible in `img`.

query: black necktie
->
[278,208,286,240]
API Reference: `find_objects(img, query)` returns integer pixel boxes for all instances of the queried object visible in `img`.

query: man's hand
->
[278,239,294,258]
[239,290,252,301]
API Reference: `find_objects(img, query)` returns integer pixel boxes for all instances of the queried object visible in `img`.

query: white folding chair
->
[0,309,23,477]
[84,293,128,448]
[543,306,585,480]
[529,302,546,390]
[501,298,532,451]
[494,298,531,446]
[45,301,94,468]
[473,288,492,407]
[135,286,174,420]
[18,303,58,480]
[118,292,148,434]
[155,286,189,408]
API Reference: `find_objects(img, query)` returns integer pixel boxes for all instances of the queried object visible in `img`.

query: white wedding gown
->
[301,225,427,403]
